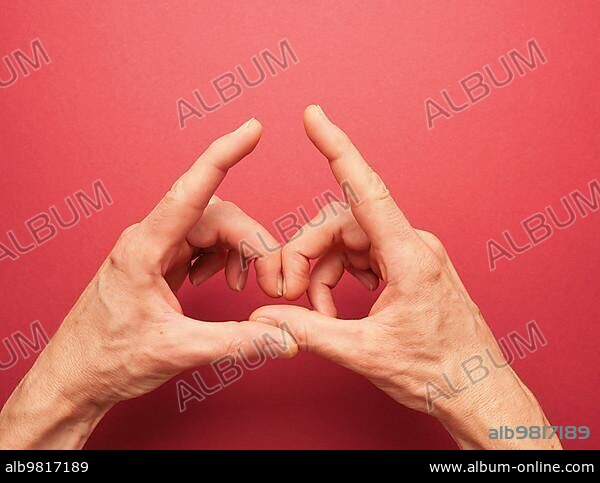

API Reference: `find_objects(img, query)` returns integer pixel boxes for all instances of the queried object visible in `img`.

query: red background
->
[1,0,598,449]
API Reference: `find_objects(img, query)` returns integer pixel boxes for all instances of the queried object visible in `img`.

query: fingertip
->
[229,117,263,156]
[249,305,285,323]
[250,304,310,319]
[308,288,338,318]
[235,320,299,360]
[304,103,322,119]
[348,267,380,292]
[314,302,337,318]
[249,118,263,139]
[188,251,226,287]
[235,116,262,133]
[236,268,248,291]
[281,264,310,300]
[256,276,282,299]
[303,104,325,134]
[302,104,349,164]
[282,285,305,301]
[224,260,240,292]
[254,254,284,299]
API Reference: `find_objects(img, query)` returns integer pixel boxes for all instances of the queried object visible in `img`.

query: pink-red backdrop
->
[1,0,598,449]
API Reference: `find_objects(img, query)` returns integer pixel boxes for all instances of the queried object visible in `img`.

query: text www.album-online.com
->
[430,462,594,473]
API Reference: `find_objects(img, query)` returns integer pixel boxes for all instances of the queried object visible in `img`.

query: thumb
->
[249,305,361,365]
[170,316,299,368]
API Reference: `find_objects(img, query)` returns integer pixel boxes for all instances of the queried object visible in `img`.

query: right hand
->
[252,105,561,449]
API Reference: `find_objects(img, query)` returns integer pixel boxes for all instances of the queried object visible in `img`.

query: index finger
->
[303,105,417,253]
[140,118,262,250]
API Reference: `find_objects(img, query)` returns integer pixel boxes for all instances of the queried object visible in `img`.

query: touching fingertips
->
[282,277,306,301]
[281,256,311,300]
[254,316,278,325]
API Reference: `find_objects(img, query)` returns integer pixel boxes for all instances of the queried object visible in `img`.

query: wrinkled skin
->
[0,108,560,450]
[251,106,561,449]
[0,119,295,449]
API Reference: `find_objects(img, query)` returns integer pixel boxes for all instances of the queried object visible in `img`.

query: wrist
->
[435,367,561,449]
[0,354,112,449]
[0,316,114,449]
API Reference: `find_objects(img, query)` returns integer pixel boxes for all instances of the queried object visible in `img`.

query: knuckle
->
[206,139,231,166]
[325,199,347,211]
[330,132,351,159]
[354,171,391,206]
[420,253,443,281]
[107,248,124,270]
[323,200,351,221]
[355,187,392,210]
[146,193,178,231]
[117,223,140,244]
[366,188,393,205]
[207,138,222,153]
[160,176,184,203]
[140,242,167,266]
[419,230,448,260]
[218,199,240,214]
[224,336,244,359]
[109,224,141,270]
[162,185,182,208]
[424,231,444,250]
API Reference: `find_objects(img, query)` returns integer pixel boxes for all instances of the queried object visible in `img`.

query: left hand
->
[0,118,296,449]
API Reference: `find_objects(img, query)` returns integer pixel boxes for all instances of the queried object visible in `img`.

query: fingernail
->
[236,117,255,132]
[255,316,277,325]
[190,270,211,287]
[313,104,326,118]
[359,274,376,291]
[276,274,283,297]
[236,270,248,291]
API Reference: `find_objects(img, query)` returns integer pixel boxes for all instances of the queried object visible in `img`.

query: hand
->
[0,119,296,449]
[251,105,561,450]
